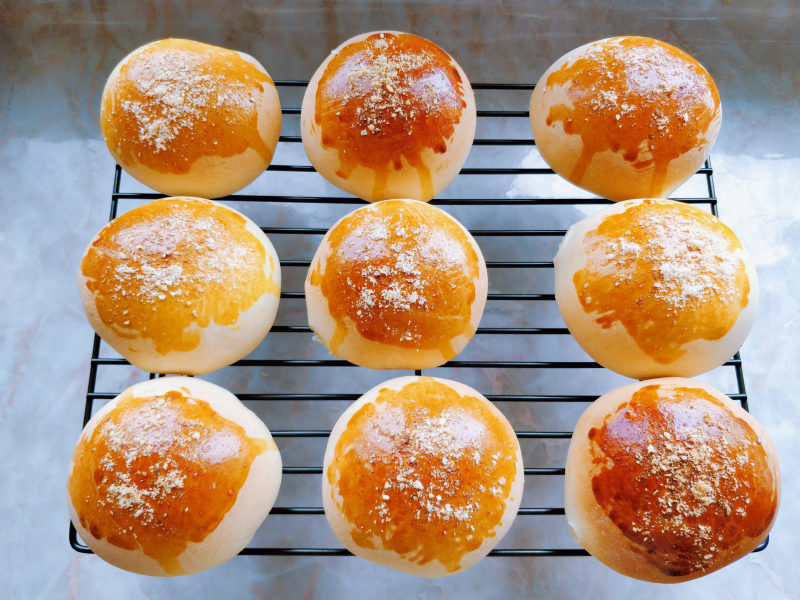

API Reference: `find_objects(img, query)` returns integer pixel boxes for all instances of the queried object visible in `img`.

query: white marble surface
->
[1,1,799,598]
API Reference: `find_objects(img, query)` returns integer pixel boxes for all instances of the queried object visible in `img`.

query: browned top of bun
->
[67,386,273,575]
[80,197,279,355]
[327,377,518,573]
[102,38,275,174]
[308,200,482,355]
[311,32,469,200]
[542,36,720,194]
[587,382,778,577]
[571,199,750,363]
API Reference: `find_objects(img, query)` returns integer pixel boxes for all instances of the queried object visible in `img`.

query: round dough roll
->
[101,38,282,198]
[305,199,487,369]
[565,378,780,583]
[301,31,476,202]
[554,198,757,379]
[323,376,524,576]
[67,376,282,576]
[78,197,281,375]
[530,36,721,201]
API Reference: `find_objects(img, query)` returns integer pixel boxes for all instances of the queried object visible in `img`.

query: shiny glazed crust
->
[301,31,476,202]
[77,197,281,375]
[565,378,780,583]
[101,38,281,198]
[554,198,757,379]
[322,376,524,576]
[530,37,721,201]
[305,200,487,369]
[66,376,282,576]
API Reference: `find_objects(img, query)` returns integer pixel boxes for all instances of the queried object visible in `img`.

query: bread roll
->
[554,198,757,379]
[323,376,523,576]
[565,378,780,583]
[78,197,281,374]
[101,38,281,198]
[67,376,282,576]
[305,199,487,369]
[530,36,721,201]
[301,31,476,202]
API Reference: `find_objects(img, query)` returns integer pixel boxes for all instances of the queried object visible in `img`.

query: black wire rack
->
[69,80,766,558]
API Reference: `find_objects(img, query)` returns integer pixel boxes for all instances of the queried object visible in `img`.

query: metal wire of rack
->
[69,80,765,557]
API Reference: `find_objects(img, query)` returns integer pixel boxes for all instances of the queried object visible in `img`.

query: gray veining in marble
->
[1,1,799,598]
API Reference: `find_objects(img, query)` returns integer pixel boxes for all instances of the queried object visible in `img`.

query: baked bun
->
[78,197,281,374]
[67,376,282,576]
[554,198,757,379]
[101,38,281,198]
[323,376,523,576]
[565,378,780,583]
[305,199,487,369]
[530,36,721,201]
[301,31,476,202]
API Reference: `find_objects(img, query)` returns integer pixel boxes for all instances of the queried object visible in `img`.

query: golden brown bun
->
[101,38,281,198]
[530,36,721,201]
[305,199,487,369]
[301,31,476,202]
[554,199,757,379]
[78,197,281,375]
[565,378,780,583]
[323,376,523,576]
[67,376,282,576]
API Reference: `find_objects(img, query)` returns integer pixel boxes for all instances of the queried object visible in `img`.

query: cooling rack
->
[69,80,764,557]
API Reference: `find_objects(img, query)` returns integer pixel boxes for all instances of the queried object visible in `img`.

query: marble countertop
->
[2,1,798,598]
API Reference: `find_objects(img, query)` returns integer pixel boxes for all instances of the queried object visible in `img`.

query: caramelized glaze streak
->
[588,384,777,577]
[81,198,278,355]
[310,201,479,356]
[545,37,720,195]
[68,389,270,574]
[103,39,274,173]
[314,32,466,199]
[327,378,517,571]
[573,200,749,363]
